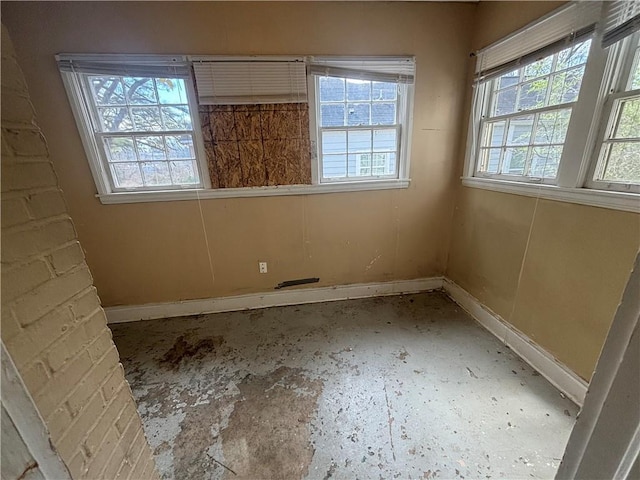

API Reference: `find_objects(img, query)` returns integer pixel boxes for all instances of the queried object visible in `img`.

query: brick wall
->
[1,24,158,480]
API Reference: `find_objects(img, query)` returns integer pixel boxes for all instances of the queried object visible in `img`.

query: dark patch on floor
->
[160,335,224,370]
[172,389,227,478]
[221,367,323,479]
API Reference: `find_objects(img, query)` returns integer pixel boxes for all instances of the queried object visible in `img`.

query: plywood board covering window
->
[199,104,312,188]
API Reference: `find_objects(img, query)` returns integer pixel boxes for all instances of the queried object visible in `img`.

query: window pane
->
[493,87,517,116]
[502,147,528,175]
[613,97,640,139]
[322,130,346,154]
[479,148,501,174]
[320,104,345,127]
[371,103,396,125]
[124,77,157,105]
[372,82,396,101]
[483,121,506,147]
[534,109,571,144]
[347,154,359,176]
[373,129,397,152]
[524,57,552,80]
[631,48,640,90]
[356,152,391,176]
[518,79,548,111]
[602,142,640,183]
[506,116,533,145]
[161,106,192,130]
[98,107,133,132]
[358,153,372,176]
[550,66,585,105]
[89,76,126,105]
[556,40,591,70]
[136,136,166,160]
[346,79,371,101]
[131,107,163,131]
[104,137,136,162]
[530,145,562,178]
[347,130,371,153]
[497,71,519,90]
[347,103,370,126]
[111,163,143,188]
[319,77,345,102]
[141,162,171,186]
[322,154,347,178]
[156,78,188,104]
[169,160,198,184]
[386,153,397,175]
[166,135,195,159]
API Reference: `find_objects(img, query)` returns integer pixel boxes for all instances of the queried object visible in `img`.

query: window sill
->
[97,179,411,204]
[462,177,640,213]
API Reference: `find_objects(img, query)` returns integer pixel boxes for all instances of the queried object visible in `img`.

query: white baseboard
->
[105,277,444,324]
[443,278,588,406]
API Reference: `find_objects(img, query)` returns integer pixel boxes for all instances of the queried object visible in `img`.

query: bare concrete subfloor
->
[111,292,579,480]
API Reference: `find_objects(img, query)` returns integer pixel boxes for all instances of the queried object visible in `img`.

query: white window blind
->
[308,56,415,84]
[191,58,307,105]
[602,1,640,48]
[56,54,191,77]
[474,2,602,82]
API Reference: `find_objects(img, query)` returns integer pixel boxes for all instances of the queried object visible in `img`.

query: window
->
[58,56,208,195]
[59,55,415,203]
[588,34,640,192]
[315,77,400,180]
[477,40,591,182]
[308,57,415,184]
[464,1,640,213]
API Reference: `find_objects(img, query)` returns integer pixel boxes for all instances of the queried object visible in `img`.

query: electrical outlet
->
[259,262,268,274]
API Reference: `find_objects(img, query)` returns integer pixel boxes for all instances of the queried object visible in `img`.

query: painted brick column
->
[1,23,159,480]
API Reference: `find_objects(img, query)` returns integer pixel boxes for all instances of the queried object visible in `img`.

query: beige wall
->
[1,24,158,479]
[1,1,476,307]
[447,2,640,381]
[5,0,634,384]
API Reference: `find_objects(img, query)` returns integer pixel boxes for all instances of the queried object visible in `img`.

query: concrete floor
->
[111,292,579,480]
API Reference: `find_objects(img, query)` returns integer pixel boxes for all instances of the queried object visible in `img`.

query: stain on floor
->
[111,292,579,480]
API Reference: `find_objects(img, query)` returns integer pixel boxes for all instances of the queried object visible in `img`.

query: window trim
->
[95,179,411,204]
[462,176,640,213]
[59,61,211,196]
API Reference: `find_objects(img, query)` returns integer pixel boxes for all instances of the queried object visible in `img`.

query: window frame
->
[308,66,414,186]
[470,39,593,185]
[463,7,640,214]
[59,58,211,197]
[585,32,640,193]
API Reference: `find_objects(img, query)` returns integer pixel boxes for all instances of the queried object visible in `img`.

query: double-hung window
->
[58,55,208,195]
[308,58,415,183]
[477,40,591,182]
[468,2,601,185]
[464,1,640,212]
[588,32,640,192]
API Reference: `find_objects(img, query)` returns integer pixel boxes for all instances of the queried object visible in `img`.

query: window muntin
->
[591,35,640,191]
[315,76,403,181]
[476,40,591,182]
[80,74,203,191]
